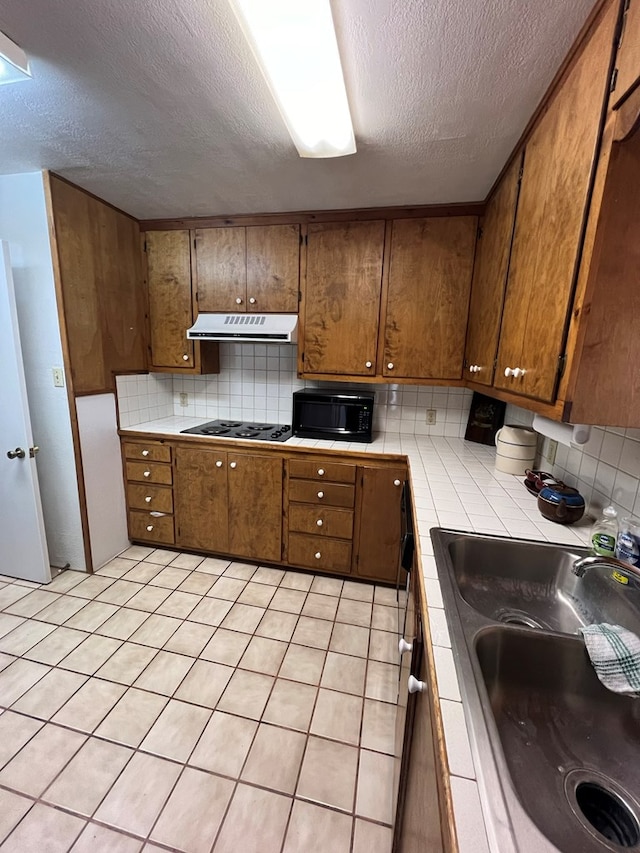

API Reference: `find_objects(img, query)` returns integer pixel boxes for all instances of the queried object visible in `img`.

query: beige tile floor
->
[0,547,400,852]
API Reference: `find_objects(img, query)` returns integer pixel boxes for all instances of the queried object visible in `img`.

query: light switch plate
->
[546,439,558,466]
[179,392,188,407]
[52,367,65,387]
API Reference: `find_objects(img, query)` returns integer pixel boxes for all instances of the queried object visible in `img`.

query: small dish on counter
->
[537,482,586,525]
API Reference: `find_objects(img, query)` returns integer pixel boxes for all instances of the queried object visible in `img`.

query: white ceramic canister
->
[494,425,538,475]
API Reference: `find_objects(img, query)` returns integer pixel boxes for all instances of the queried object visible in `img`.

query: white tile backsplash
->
[115,374,173,427]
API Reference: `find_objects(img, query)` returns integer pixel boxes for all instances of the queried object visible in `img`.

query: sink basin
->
[446,533,639,634]
[431,528,640,852]
[476,627,640,852]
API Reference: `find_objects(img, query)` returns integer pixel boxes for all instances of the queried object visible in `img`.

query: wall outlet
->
[546,439,558,466]
[52,367,65,388]
[179,392,188,407]
[426,409,437,425]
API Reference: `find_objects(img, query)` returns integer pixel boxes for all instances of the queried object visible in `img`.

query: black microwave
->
[292,389,375,443]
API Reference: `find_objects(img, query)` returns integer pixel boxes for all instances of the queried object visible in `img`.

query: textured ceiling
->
[0,0,597,219]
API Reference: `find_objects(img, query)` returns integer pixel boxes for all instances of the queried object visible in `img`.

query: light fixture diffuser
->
[229,0,356,158]
[0,30,31,85]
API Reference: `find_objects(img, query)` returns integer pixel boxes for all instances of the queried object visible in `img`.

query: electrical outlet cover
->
[426,409,437,425]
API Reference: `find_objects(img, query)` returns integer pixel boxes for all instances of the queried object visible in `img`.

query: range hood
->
[186,313,298,343]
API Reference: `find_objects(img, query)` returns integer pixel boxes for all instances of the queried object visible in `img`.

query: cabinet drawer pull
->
[182,354,189,361]
[317,491,324,499]
[399,638,413,655]
[143,471,151,478]
[249,297,256,304]
[408,675,425,694]
[365,361,372,368]
[145,496,152,503]
[394,479,401,487]
[316,519,323,527]
[387,362,394,370]
[142,449,150,457]
[315,551,321,559]
[317,468,325,476]
[230,461,237,469]
[146,524,154,532]
[236,297,243,305]
[513,367,526,378]
[216,460,223,468]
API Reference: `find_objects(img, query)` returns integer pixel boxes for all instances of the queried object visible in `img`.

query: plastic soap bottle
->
[591,506,618,557]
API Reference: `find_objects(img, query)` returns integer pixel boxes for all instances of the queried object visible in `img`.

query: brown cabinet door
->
[303,221,385,376]
[146,230,195,369]
[174,447,229,552]
[612,0,640,108]
[464,156,522,386]
[382,217,476,380]
[246,225,300,313]
[355,466,406,583]
[494,2,619,402]
[194,228,247,312]
[227,452,283,562]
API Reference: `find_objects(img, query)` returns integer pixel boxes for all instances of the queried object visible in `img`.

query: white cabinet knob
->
[316,519,323,527]
[469,365,481,373]
[230,461,237,469]
[215,460,223,468]
[142,450,150,457]
[236,297,243,305]
[399,638,413,655]
[143,471,151,478]
[317,468,325,476]
[387,362,394,370]
[145,496,152,503]
[408,675,425,694]
[182,354,189,361]
[513,367,526,378]
[317,491,324,499]
[146,524,154,532]
[315,552,321,560]
[504,367,514,377]
[365,361,372,368]
[249,297,256,304]
[394,479,401,487]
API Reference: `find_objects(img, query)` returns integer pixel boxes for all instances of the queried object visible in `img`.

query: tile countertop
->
[121,416,593,853]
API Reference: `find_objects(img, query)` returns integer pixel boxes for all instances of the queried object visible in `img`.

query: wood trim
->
[376,220,394,375]
[42,171,94,573]
[297,224,308,376]
[487,0,623,202]
[48,170,138,223]
[298,372,467,387]
[614,84,640,139]
[139,202,485,232]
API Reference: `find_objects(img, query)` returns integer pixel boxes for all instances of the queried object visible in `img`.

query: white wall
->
[0,172,86,570]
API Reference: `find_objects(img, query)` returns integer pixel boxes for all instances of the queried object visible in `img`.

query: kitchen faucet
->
[572,554,640,581]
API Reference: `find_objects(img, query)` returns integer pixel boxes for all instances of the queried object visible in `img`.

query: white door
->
[0,240,51,583]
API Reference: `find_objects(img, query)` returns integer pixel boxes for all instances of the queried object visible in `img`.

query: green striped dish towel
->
[581,624,640,697]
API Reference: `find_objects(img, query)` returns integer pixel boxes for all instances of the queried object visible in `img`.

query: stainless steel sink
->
[447,534,638,634]
[432,529,640,853]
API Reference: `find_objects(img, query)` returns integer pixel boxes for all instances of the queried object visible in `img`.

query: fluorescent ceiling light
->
[229,0,356,158]
[0,30,31,85]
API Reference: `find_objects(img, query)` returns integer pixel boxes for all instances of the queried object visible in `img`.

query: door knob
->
[408,675,425,694]
[7,448,26,459]
[29,446,39,458]
[399,638,413,655]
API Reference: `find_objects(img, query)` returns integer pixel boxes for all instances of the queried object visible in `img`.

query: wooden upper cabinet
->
[302,221,385,376]
[612,0,640,108]
[246,225,300,312]
[195,225,300,313]
[381,217,477,380]
[47,174,146,394]
[464,156,522,387]
[494,0,619,403]
[146,230,196,369]
[194,227,246,312]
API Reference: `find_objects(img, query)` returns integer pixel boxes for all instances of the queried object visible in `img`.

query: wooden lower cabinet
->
[128,511,174,545]
[354,465,406,582]
[288,533,352,573]
[174,446,283,562]
[122,439,175,546]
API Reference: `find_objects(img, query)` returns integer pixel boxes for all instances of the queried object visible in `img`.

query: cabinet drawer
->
[288,533,352,573]
[288,460,356,484]
[289,480,355,508]
[123,442,171,463]
[125,461,173,485]
[126,483,173,513]
[288,503,353,539]
[128,511,175,544]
